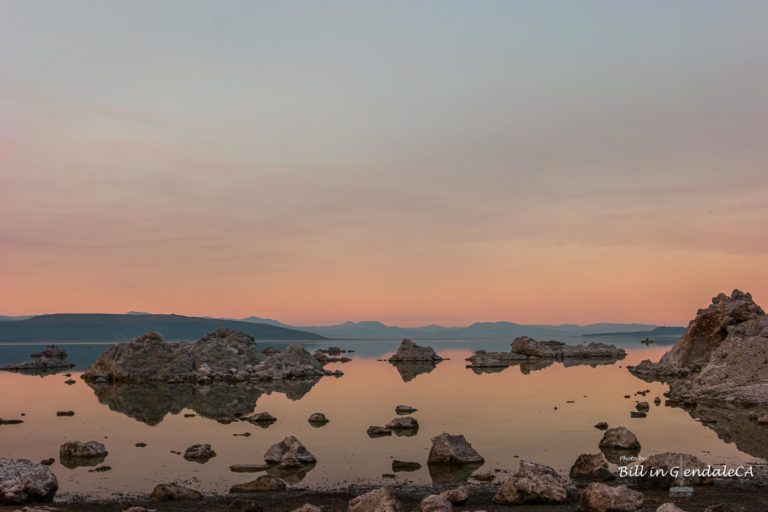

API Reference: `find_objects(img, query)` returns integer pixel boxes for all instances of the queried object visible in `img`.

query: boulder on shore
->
[493,460,572,505]
[579,482,644,512]
[347,487,401,512]
[264,436,316,467]
[150,482,203,501]
[427,433,484,465]
[388,339,443,362]
[0,458,58,504]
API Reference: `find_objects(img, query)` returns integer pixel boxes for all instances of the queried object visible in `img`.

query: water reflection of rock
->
[60,455,107,469]
[87,378,321,426]
[266,462,316,484]
[390,361,441,382]
[428,462,483,484]
[673,401,768,460]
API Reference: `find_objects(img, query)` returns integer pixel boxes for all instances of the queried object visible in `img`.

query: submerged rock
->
[230,474,286,493]
[82,329,325,383]
[428,432,484,465]
[388,339,443,362]
[579,482,644,512]
[0,458,58,504]
[348,487,401,512]
[150,482,203,501]
[493,460,572,505]
[264,436,316,467]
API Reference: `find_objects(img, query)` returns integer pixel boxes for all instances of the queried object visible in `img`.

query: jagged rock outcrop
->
[82,329,325,383]
[348,487,401,512]
[579,483,644,511]
[388,339,443,362]
[264,436,316,467]
[493,460,573,505]
[0,458,58,504]
[466,337,625,371]
[428,433,484,465]
[628,290,768,406]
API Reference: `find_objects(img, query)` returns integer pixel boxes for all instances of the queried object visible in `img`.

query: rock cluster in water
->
[466,336,626,370]
[0,344,75,373]
[82,329,327,384]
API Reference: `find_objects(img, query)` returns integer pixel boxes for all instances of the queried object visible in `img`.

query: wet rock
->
[367,426,392,437]
[56,411,74,417]
[385,416,419,430]
[579,482,644,511]
[570,453,614,481]
[594,422,609,430]
[419,494,452,512]
[493,460,571,504]
[395,405,417,414]
[150,482,203,501]
[59,441,107,459]
[230,474,286,493]
[635,453,712,489]
[264,436,316,467]
[230,463,269,473]
[0,458,58,504]
[440,484,469,504]
[183,443,216,463]
[599,427,641,450]
[428,433,484,465]
[388,339,443,362]
[348,487,401,512]
[243,412,277,425]
[392,460,421,472]
[229,497,264,512]
[307,412,329,426]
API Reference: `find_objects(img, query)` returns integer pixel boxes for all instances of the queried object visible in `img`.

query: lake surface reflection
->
[0,338,757,498]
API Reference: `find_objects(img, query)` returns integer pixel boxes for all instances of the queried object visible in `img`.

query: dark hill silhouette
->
[0,313,324,342]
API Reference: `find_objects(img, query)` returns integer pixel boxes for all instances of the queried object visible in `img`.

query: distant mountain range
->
[240,317,683,340]
[0,312,685,343]
[0,314,324,342]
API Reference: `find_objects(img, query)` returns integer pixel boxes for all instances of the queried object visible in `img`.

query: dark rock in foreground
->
[0,458,58,504]
[82,329,326,384]
[493,460,573,505]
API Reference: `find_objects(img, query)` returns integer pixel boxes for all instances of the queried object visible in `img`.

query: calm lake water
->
[0,337,758,498]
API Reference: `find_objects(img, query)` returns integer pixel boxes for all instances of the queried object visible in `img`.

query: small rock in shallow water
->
[594,422,609,430]
[307,412,329,426]
[135,443,146,448]
[64,379,76,385]
[242,412,277,425]
[392,460,421,472]
[630,411,647,418]
[367,426,392,437]
[0,419,23,425]
[59,441,107,459]
[395,404,417,414]
[183,443,216,463]
[233,432,252,437]
[635,401,650,411]
[598,427,641,450]
[56,411,74,417]
[428,432,484,465]
[40,458,55,466]
[385,416,419,430]
[264,436,316,467]
[88,465,111,472]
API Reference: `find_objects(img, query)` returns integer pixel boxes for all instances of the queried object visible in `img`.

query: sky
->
[2,1,768,326]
